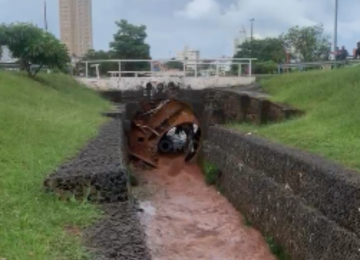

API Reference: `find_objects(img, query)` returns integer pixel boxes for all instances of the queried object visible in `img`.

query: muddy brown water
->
[134,155,276,260]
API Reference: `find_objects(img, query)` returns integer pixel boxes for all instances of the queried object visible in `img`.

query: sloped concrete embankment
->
[44,119,151,260]
[202,126,360,260]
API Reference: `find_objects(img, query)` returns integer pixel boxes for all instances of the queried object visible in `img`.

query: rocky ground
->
[84,202,151,260]
[44,118,151,259]
[76,119,151,259]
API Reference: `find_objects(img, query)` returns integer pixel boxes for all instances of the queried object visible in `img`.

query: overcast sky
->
[0,0,359,58]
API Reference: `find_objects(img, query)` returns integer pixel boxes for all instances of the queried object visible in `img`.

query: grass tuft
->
[203,161,221,185]
[0,72,110,260]
[265,236,290,260]
[231,67,360,171]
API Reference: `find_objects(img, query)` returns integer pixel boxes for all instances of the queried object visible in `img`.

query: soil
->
[134,154,277,260]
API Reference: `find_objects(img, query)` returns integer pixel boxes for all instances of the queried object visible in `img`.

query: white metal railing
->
[80,58,257,79]
[279,58,360,71]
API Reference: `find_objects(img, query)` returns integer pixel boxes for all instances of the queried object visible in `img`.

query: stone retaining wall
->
[99,87,301,126]
[204,89,302,124]
[44,119,128,203]
[202,126,360,260]
[43,117,151,259]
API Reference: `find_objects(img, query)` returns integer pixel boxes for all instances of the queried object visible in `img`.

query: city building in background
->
[233,38,245,55]
[175,46,200,69]
[0,46,15,62]
[58,0,93,57]
[233,26,249,55]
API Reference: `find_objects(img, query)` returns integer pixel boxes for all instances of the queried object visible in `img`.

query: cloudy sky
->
[0,0,359,58]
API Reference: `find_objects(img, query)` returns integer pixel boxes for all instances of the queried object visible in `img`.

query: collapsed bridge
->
[127,98,202,167]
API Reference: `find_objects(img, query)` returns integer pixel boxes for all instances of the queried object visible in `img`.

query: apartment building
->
[0,46,15,62]
[175,46,201,70]
[233,36,251,55]
[59,0,93,57]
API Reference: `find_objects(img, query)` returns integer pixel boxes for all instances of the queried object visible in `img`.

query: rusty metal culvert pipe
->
[128,99,201,167]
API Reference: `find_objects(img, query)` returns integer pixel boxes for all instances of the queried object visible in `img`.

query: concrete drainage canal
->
[125,98,276,260]
[44,96,277,260]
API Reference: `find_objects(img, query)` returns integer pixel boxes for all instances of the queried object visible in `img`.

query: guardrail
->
[278,59,360,72]
[0,62,49,70]
[0,62,75,75]
[80,58,257,78]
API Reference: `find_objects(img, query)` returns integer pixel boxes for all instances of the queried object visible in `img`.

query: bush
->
[0,22,70,77]
[253,61,278,74]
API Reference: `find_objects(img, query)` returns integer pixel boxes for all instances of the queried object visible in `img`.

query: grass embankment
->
[231,66,360,171]
[0,72,110,260]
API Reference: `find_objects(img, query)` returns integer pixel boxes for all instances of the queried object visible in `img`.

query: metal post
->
[215,61,219,77]
[183,59,186,77]
[95,64,100,79]
[333,0,338,68]
[118,61,121,80]
[150,61,153,77]
[249,59,252,77]
[195,60,197,77]
[250,18,255,55]
[85,61,88,78]
[44,0,48,31]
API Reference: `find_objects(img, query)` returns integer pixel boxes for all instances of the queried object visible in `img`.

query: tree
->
[232,37,285,74]
[82,49,118,76]
[109,20,151,73]
[281,24,330,62]
[233,37,286,63]
[0,22,70,77]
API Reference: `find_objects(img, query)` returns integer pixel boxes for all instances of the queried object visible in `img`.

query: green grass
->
[230,66,360,171]
[203,161,221,185]
[0,72,111,260]
[265,236,290,260]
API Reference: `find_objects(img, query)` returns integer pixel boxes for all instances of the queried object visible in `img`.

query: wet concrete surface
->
[134,155,277,260]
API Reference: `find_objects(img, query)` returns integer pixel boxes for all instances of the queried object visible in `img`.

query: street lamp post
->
[249,18,255,55]
[333,0,338,67]
[44,0,48,31]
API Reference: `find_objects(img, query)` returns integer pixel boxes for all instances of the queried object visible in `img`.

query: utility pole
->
[249,18,255,55]
[333,0,338,67]
[44,0,48,31]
